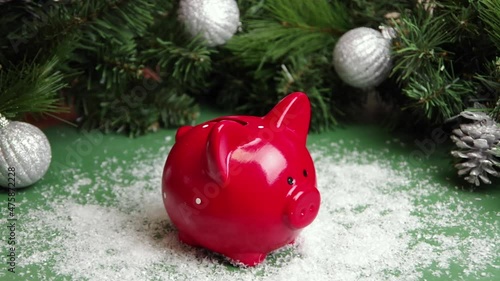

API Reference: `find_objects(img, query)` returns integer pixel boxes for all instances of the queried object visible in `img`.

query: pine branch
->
[143,37,216,90]
[474,57,500,115]
[235,0,267,19]
[276,55,339,132]
[479,0,500,49]
[1,0,498,136]
[346,0,413,27]
[157,89,199,129]
[492,98,500,122]
[440,1,482,41]
[211,57,276,114]
[402,65,473,121]
[392,10,455,81]
[50,1,154,44]
[0,56,66,119]
[391,4,499,125]
[226,0,351,66]
[75,81,199,137]
[267,0,350,33]
[73,0,156,85]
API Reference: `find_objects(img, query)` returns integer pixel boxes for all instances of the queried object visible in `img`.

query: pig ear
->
[175,125,193,142]
[264,92,311,144]
[206,120,246,186]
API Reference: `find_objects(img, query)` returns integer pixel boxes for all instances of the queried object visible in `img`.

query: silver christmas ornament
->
[0,114,52,188]
[333,27,393,89]
[178,0,240,47]
[450,111,500,186]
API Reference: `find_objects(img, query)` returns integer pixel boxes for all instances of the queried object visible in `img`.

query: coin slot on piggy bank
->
[212,116,248,126]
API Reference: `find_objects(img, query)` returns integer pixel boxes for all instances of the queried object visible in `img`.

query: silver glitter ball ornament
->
[0,115,52,188]
[178,0,240,47]
[333,27,392,89]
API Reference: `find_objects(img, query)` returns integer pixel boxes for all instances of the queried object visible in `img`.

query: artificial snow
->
[1,137,498,280]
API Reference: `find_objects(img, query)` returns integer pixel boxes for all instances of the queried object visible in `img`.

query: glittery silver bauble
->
[178,0,240,46]
[0,115,52,188]
[333,27,393,89]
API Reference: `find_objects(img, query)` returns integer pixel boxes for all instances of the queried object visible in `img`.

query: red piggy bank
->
[162,92,320,266]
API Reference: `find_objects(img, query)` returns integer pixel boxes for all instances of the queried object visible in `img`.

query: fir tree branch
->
[267,0,349,36]
[474,57,500,115]
[392,11,455,81]
[308,87,339,133]
[276,55,339,132]
[1,0,498,136]
[226,0,351,66]
[278,59,313,95]
[346,0,413,27]
[157,90,199,129]
[492,98,500,122]
[280,21,343,36]
[442,1,482,40]
[403,65,473,121]
[75,81,199,137]
[52,0,154,43]
[143,38,215,90]
[0,56,66,119]
[479,0,500,49]
[101,56,140,77]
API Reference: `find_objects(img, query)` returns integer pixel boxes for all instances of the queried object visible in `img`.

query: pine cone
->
[450,111,500,186]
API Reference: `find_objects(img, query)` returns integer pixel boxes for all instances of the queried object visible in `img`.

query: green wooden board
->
[1,108,499,281]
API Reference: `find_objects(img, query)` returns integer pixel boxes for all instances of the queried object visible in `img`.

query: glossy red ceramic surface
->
[162,92,320,266]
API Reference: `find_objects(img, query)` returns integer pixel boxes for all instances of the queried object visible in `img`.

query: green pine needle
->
[226,0,351,67]
[479,0,500,49]
[144,37,216,89]
[403,65,473,121]
[0,56,66,119]
[392,11,455,82]
[1,0,499,136]
[266,0,351,31]
[492,98,500,122]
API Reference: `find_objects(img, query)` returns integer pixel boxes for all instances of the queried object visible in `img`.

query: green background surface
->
[0,108,499,280]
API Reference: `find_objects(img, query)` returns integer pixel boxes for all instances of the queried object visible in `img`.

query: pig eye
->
[287,177,294,185]
[303,169,308,177]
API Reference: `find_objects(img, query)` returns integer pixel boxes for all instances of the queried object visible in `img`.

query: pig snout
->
[284,188,320,229]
